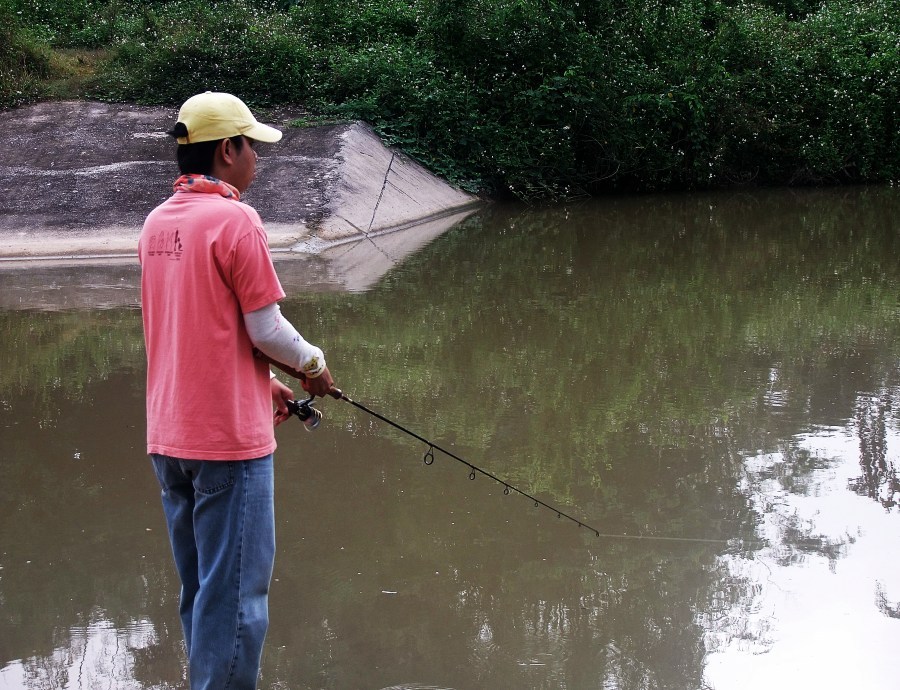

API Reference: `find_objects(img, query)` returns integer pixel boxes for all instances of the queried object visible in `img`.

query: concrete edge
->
[0,201,483,270]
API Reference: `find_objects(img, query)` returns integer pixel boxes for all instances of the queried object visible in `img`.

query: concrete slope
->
[0,100,478,261]
[311,121,474,242]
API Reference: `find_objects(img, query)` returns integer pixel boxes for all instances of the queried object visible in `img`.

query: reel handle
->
[286,397,323,431]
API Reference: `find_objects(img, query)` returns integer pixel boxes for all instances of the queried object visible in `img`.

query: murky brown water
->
[2,186,899,689]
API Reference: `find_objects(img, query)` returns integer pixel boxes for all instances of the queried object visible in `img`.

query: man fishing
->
[139,91,337,689]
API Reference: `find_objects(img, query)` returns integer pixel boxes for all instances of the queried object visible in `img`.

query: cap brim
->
[244,122,283,143]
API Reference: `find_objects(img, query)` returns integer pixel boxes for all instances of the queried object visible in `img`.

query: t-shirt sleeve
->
[231,221,286,314]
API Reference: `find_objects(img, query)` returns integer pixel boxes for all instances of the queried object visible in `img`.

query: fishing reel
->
[286,397,323,431]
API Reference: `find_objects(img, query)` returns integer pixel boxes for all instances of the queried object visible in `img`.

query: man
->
[139,91,336,688]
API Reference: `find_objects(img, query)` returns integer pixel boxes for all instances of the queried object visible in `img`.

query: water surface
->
[1,186,899,689]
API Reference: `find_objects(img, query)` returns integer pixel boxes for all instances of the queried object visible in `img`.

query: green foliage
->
[0,3,53,107]
[3,0,898,198]
[707,0,900,186]
[91,1,317,106]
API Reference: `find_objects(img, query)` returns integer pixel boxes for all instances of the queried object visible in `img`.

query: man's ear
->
[218,138,236,166]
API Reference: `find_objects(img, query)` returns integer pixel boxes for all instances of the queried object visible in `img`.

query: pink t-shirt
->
[139,191,286,460]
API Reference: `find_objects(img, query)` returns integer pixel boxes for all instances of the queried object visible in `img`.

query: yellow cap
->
[174,92,283,144]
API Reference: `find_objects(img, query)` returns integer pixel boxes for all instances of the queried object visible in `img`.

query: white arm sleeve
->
[245,302,327,378]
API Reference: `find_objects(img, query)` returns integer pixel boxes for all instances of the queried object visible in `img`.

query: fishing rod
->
[256,349,602,537]
[293,392,603,535]
[259,350,759,547]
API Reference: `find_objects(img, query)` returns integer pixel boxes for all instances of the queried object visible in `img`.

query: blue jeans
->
[151,454,275,690]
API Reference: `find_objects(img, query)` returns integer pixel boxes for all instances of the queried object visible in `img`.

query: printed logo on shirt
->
[147,228,184,260]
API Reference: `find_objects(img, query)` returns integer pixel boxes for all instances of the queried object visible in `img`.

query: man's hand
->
[271,377,294,426]
[301,366,337,398]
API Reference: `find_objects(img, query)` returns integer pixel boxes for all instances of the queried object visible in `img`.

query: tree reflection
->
[3,617,182,690]
[875,582,900,619]
[852,390,900,511]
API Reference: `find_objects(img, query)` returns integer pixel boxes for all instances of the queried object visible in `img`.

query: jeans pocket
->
[194,461,236,495]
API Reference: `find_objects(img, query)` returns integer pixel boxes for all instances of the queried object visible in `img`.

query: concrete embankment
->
[0,101,480,308]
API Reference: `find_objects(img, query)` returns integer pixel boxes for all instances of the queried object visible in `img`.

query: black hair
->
[167,122,246,175]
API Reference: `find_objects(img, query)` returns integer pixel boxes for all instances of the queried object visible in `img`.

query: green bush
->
[3,0,122,47]
[707,0,900,185]
[4,0,898,199]
[0,4,53,108]
[91,2,316,106]
[294,0,899,196]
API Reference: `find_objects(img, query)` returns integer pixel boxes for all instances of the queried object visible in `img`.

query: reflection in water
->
[0,618,174,690]
[1,186,899,688]
[853,390,900,510]
[875,581,900,619]
[703,427,900,689]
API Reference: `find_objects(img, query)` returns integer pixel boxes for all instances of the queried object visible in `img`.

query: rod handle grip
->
[253,347,343,399]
